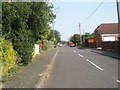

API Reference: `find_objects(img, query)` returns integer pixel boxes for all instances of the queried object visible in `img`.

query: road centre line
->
[78,53,84,58]
[117,80,120,83]
[73,50,103,71]
[73,50,76,53]
[87,59,103,71]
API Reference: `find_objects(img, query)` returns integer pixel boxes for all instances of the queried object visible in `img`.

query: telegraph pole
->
[116,1,120,89]
[79,23,82,46]
[83,29,85,46]
[116,0,120,38]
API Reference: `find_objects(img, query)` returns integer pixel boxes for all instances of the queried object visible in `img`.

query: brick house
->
[93,23,119,48]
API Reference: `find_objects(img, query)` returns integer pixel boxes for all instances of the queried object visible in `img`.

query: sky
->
[50,0,118,41]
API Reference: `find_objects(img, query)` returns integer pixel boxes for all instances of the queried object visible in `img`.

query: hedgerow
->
[0,38,17,81]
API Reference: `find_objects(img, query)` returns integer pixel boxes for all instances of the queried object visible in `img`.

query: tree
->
[47,30,61,43]
[70,34,80,45]
[2,2,56,65]
[2,2,34,65]
[83,32,93,39]
[27,2,56,41]
[82,32,93,42]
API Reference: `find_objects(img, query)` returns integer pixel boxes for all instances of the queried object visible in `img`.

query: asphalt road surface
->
[44,45,118,88]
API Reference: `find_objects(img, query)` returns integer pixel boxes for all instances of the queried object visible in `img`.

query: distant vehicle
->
[58,44,63,47]
[70,43,75,47]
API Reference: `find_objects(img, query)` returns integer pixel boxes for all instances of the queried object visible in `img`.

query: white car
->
[58,44,63,47]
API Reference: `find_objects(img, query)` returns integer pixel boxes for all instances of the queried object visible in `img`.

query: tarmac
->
[1,46,119,88]
[77,46,120,59]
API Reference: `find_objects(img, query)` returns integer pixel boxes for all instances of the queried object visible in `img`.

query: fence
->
[102,41,120,52]
[84,42,94,48]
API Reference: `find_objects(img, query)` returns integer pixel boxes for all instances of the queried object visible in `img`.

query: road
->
[44,45,118,88]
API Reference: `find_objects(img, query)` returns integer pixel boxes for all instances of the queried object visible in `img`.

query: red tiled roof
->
[97,23,118,34]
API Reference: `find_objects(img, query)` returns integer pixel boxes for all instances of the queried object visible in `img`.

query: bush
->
[42,44,49,51]
[0,38,18,81]
[12,29,35,66]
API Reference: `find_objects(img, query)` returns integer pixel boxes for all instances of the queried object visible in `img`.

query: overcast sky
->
[50,0,118,41]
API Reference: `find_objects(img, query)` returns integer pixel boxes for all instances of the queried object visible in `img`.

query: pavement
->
[2,48,58,88]
[90,48,120,59]
[77,46,120,59]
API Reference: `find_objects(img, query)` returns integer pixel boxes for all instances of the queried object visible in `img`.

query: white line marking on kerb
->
[87,59,103,71]
[117,80,120,83]
[73,51,76,53]
[78,53,84,58]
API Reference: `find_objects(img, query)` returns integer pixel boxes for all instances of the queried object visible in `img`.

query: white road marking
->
[87,59,103,71]
[73,51,76,53]
[78,53,84,58]
[117,80,120,83]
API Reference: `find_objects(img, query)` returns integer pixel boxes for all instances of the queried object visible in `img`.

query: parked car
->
[70,43,75,47]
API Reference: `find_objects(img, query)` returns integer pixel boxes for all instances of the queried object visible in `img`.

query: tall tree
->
[27,2,56,41]
[2,2,35,65]
[82,32,93,42]
[2,2,56,65]
[70,34,80,45]
[47,29,61,43]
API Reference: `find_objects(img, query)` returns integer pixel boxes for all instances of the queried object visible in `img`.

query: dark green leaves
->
[2,2,56,65]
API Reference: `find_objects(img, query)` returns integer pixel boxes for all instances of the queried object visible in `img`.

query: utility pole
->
[116,1,120,89]
[83,29,85,46]
[79,23,82,46]
[116,0,120,39]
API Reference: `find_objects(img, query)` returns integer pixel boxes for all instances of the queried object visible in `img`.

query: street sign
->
[88,39,94,43]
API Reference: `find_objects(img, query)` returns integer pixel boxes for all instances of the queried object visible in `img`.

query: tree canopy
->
[70,34,80,44]
[2,2,56,65]
[47,29,61,43]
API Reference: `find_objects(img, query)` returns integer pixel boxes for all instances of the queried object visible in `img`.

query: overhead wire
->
[80,0,105,24]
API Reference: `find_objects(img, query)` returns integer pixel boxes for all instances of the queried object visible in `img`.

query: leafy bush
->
[12,29,35,66]
[2,2,56,66]
[0,38,17,81]
[36,39,41,44]
[42,44,49,51]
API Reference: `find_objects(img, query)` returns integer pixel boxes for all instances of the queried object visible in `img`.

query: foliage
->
[42,40,49,51]
[60,41,67,44]
[47,29,61,43]
[36,39,42,44]
[70,34,80,44]
[2,2,35,65]
[42,44,49,51]
[69,33,93,45]
[12,29,35,65]
[83,32,93,40]
[2,2,56,65]
[0,38,17,81]
[27,2,56,41]
[118,36,120,41]
[67,41,73,45]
